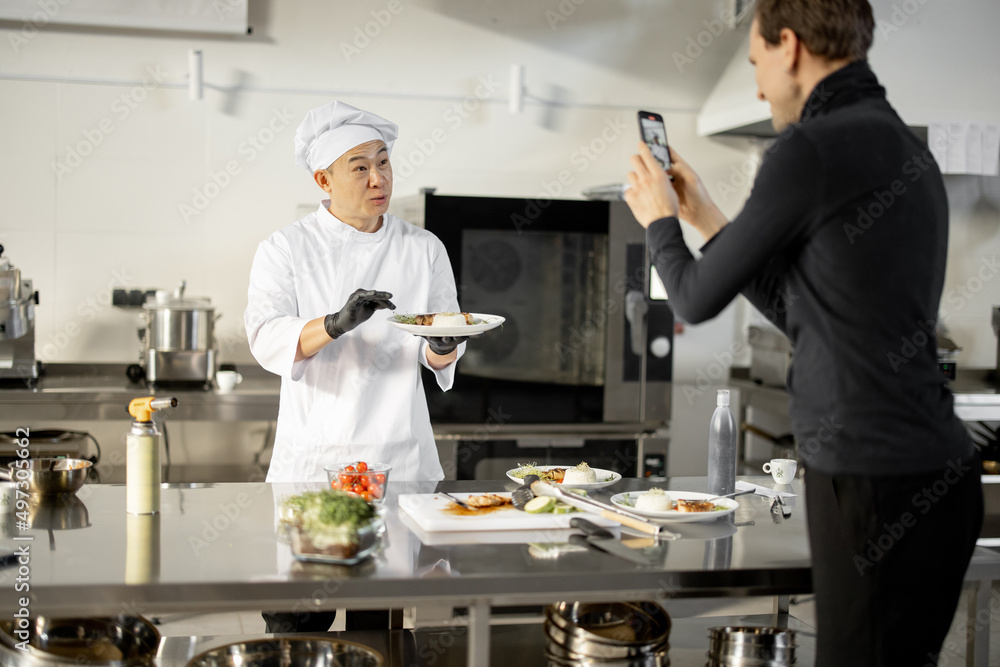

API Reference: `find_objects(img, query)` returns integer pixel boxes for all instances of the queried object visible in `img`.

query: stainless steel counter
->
[1,476,813,664]
[3,476,997,666]
[0,363,281,421]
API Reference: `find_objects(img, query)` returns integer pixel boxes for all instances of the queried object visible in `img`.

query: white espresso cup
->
[762,458,797,484]
[216,370,243,392]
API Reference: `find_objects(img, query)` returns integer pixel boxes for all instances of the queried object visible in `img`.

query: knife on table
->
[568,518,663,567]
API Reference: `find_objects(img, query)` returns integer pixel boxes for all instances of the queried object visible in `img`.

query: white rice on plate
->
[635,488,672,512]
[562,462,598,485]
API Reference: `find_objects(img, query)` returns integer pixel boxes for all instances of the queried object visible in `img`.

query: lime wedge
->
[524,496,556,513]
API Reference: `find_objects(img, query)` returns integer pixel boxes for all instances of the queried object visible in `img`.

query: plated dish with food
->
[389,312,505,337]
[610,490,739,523]
[506,462,622,490]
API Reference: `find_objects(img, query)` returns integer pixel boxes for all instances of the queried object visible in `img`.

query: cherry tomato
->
[359,475,370,489]
[357,461,369,473]
[371,485,383,499]
[351,483,365,495]
[361,491,373,501]
[344,465,356,473]
[374,473,386,485]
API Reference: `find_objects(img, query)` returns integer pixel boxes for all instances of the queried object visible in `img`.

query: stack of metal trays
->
[544,601,671,666]
[707,626,797,666]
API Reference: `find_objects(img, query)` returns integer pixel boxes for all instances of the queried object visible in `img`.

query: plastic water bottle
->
[707,389,737,496]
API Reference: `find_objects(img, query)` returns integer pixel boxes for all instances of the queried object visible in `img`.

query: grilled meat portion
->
[676,499,716,513]
[465,493,513,508]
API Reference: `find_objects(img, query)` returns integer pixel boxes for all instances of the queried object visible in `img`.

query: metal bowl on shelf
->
[707,625,796,665]
[546,601,671,645]
[0,615,160,666]
[545,644,670,667]
[544,601,671,665]
[544,620,669,660]
[185,638,384,667]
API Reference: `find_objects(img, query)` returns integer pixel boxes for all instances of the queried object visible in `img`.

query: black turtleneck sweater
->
[648,60,973,475]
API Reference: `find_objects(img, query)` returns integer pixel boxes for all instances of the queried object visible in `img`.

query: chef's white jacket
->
[245,202,462,483]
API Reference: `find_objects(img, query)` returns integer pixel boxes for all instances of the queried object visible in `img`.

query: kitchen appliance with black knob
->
[0,244,40,386]
[134,280,218,387]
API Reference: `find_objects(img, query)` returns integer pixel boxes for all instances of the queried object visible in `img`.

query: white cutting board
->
[398,492,618,533]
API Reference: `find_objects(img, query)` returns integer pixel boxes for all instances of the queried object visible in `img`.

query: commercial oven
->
[407,193,674,480]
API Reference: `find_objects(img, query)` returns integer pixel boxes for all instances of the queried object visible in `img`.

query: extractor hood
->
[697,0,1000,137]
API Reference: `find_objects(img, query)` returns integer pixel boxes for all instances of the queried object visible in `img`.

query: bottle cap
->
[716,389,730,407]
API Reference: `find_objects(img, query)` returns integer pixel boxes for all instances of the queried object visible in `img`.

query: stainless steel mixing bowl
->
[185,638,384,667]
[0,458,92,496]
[0,615,160,666]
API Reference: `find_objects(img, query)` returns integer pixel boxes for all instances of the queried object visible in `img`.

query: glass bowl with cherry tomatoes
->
[324,461,391,506]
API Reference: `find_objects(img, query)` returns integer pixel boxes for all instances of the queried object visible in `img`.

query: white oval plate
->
[506,465,622,490]
[610,490,739,523]
[389,313,505,337]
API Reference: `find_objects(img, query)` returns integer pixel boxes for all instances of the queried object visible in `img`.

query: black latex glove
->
[324,289,395,339]
[422,335,477,356]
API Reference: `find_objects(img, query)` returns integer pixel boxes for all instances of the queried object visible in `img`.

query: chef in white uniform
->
[245,100,467,486]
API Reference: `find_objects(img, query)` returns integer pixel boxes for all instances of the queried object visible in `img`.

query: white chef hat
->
[293,100,398,173]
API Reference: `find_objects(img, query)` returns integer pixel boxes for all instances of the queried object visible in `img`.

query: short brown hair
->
[755,0,874,62]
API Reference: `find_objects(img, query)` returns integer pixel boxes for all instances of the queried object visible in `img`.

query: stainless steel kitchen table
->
[1,476,813,665]
[1,476,996,665]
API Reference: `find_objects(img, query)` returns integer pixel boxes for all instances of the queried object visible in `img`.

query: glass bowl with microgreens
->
[280,489,385,564]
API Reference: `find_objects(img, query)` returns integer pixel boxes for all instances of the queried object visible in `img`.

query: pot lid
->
[143,293,213,310]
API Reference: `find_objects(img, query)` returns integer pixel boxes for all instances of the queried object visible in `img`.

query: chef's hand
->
[421,335,473,356]
[666,148,729,242]
[325,289,395,339]
[624,141,679,229]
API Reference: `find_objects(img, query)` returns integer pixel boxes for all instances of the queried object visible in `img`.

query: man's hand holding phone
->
[624,141,680,228]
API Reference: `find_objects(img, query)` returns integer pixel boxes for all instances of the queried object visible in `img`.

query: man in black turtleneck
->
[624,1,983,665]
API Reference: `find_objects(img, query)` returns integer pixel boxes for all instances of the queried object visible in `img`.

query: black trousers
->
[805,456,983,667]
[261,609,390,634]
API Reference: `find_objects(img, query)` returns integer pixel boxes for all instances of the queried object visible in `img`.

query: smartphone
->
[638,110,672,170]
